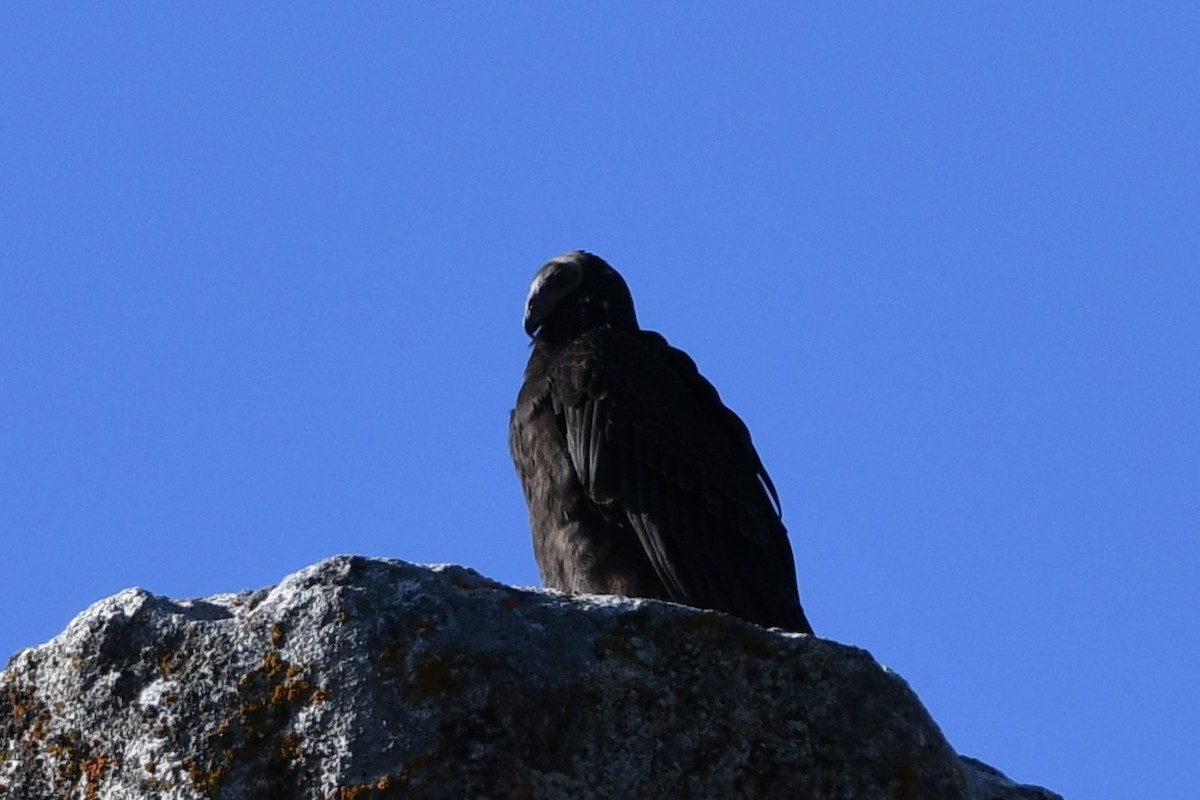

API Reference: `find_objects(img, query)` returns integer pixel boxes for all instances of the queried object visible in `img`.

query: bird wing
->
[547,326,808,631]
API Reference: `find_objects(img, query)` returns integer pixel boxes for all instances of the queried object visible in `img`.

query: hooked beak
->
[523,255,584,338]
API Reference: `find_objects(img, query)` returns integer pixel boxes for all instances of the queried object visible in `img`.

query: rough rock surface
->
[0,556,1060,800]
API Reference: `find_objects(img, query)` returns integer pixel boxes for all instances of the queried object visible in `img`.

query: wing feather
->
[546,326,810,632]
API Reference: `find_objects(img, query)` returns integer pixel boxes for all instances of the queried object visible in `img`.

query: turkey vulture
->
[508,251,813,633]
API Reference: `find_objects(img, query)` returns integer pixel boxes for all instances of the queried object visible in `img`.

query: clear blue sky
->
[3,6,1197,798]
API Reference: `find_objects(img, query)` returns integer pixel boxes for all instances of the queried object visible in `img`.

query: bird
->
[508,250,813,633]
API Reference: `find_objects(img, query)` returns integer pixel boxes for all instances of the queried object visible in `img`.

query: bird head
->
[523,251,639,342]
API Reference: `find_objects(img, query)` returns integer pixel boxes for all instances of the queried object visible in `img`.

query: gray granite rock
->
[0,556,1060,799]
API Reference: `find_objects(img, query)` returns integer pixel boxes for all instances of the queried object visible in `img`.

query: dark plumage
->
[508,251,813,633]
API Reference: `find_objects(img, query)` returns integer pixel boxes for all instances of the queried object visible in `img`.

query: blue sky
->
[2,5,1197,797]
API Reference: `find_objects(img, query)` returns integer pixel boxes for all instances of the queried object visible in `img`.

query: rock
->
[0,556,1060,799]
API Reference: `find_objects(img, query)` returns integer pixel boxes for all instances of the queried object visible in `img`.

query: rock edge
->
[0,556,1060,799]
